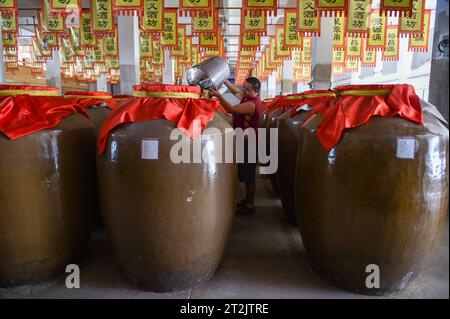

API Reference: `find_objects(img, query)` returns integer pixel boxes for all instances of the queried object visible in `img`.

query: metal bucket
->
[187,56,230,90]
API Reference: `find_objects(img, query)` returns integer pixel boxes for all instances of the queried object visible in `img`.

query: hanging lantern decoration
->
[91,0,114,35]
[315,0,346,17]
[366,10,387,51]
[284,9,302,50]
[297,0,321,36]
[346,0,371,37]
[113,0,143,16]
[380,0,413,16]
[399,0,425,37]
[408,10,431,52]
[382,25,400,61]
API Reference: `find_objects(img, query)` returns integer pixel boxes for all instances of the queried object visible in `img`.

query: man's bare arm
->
[224,80,243,100]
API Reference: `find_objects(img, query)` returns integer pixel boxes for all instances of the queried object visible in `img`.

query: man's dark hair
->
[245,77,261,94]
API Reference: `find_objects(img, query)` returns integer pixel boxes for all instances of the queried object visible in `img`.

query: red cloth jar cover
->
[64,91,116,109]
[0,85,61,103]
[0,94,88,139]
[289,90,337,117]
[305,84,423,151]
[98,84,222,154]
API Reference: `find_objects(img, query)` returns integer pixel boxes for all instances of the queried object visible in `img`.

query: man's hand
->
[208,88,221,98]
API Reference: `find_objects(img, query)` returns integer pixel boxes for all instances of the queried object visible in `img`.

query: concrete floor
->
[1,175,448,299]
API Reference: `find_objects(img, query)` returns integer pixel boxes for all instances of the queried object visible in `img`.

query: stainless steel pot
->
[187,56,230,90]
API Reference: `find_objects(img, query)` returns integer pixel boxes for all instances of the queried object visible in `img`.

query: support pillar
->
[46,50,61,89]
[118,15,140,95]
[312,17,334,89]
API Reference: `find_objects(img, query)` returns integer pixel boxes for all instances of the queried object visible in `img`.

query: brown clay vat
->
[295,87,449,295]
[0,112,96,286]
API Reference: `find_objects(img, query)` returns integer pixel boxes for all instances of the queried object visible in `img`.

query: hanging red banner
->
[408,10,431,52]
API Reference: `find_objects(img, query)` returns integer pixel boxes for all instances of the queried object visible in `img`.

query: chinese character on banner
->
[333,16,345,47]
[346,36,362,60]
[103,29,119,56]
[241,32,260,50]
[367,10,387,50]
[140,33,153,58]
[0,9,17,33]
[141,0,164,33]
[408,10,431,52]
[332,63,344,76]
[1,31,16,48]
[346,0,371,37]
[242,9,266,34]
[192,10,216,34]
[243,0,277,17]
[380,0,413,16]
[345,59,359,73]
[400,0,425,36]
[199,31,219,50]
[91,0,114,34]
[284,9,302,50]
[179,0,211,17]
[298,0,320,36]
[270,37,283,65]
[171,26,186,57]
[80,9,97,48]
[69,27,85,56]
[332,47,346,65]
[382,25,399,61]
[0,0,16,14]
[161,9,178,48]
[113,0,142,16]
[152,40,164,65]
[49,0,81,16]
[361,40,377,67]
[301,37,312,65]
[276,27,292,59]
[315,0,346,16]
[41,0,65,34]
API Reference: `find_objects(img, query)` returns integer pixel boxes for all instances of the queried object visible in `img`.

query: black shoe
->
[236,203,255,215]
[236,198,248,208]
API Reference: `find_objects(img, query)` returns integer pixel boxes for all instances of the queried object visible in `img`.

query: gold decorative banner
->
[42,32,59,49]
[0,0,16,12]
[107,56,120,69]
[103,30,118,56]
[171,26,186,56]
[269,38,283,65]
[301,37,312,65]
[244,0,277,17]
[297,0,320,36]
[141,0,164,33]
[276,27,292,59]
[1,31,16,47]
[41,0,64,34]
[293,50,302,70]
[400,0,424,36]
[152,40,164,65]
[367,11,386,50]
[161,10,177,47]
[180,0,211,16]
[193,12,215,33]
[382,26,399,61]
[346,36,362,60]
[315,0,345,16]
[361,40,377,66]
[199,31,218,49]
[332,47,345,65]
[60,37,75,64]
[94,38,105,65]
[181,37,192,64]
[0,9,17,33]
[345,59,359,73]
[69,27,85,56]
[333,16,345,47]
[409,10,430,52]
[242,32,260,49]
[242,10,266,33]
[380,0,413,16]
[332,63,344,76]
[140,34,153,58]
[113,0,142,15]
[347,0,371,36]
[83,49,95,69]
[302,64,311,82]
[50,0,81,11]
[80,10,96,48]
[91,0,114,34]
[284,9,302,49]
